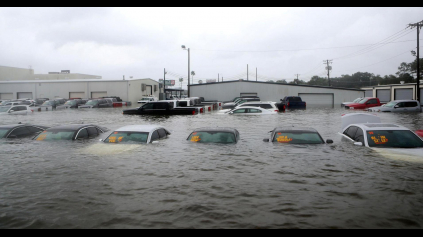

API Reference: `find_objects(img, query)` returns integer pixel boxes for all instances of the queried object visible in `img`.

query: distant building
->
[0,65,101,81]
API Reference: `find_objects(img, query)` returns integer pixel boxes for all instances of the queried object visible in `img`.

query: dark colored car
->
[0,124,49,139]
[263,127,333,144]
[78,99,112,108]
[64,99,86,108]
[187,127,240,144]
[33,124,107,141]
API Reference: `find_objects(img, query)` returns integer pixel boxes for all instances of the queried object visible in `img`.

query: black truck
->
[122,101,198,115]
[278,96,306,111]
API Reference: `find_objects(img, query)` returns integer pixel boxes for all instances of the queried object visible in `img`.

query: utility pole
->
[256,67,257,81]
[294,74,300,84]
[323,60,333,86]
[218,73,219,82]
[409,20,422,102]
[247,64,249,81]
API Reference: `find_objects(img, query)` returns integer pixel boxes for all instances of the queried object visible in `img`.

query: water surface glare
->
[1,107,423,229]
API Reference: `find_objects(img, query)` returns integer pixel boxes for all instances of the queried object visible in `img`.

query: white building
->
[190,80,365,108]
[0,65,102,81]
[361,82,423,104]
[0,78,161,105]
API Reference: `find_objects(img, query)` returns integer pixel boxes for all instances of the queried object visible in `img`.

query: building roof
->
[0,78,159,84]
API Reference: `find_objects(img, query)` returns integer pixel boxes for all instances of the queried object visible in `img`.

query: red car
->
[345,97,383,110]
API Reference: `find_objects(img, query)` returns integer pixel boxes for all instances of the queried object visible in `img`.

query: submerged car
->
[33,124,107,141]
[263,126,333,144]
[0,124,49,138]
[78,99,112,108]
[367,100,421,112]
[64,99,86,108]
[339,113,423,157]
[187,127,240,144]
[220,106,277,115]
[341,97,363,107]
[101,125,170,144]
[0,105,33,115]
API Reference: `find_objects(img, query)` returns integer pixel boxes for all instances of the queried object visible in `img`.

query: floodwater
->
[1,106,423,229]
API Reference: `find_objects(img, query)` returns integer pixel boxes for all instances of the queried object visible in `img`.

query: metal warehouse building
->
[0,78,160,105]
[361,82,423,104]
[190,80,364,108]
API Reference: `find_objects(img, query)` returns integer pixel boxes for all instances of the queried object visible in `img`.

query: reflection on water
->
[0,106,422,229]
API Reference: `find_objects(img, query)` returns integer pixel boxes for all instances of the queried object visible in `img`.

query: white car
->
[221,106,277,115]
[339,113,423,157]
[368,100,421,112]
[341,97,363,107]
[0,105,33,115]
[137,96,158,104]
[237,101,279,112]
[101,125,171,144]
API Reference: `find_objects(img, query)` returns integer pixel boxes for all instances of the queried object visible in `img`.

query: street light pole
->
[182,45,190,97]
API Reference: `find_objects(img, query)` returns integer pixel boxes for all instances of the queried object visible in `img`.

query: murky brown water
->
[0,106,422,229]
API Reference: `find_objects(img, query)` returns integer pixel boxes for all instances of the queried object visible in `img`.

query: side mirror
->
[263,138,270,142]
[99,139,103,142]
[394,105,399,108]
[229,112,233,114]
[354,142,363,146]
[151,141,159,144]
[326,139,333,144]
[9,110,14,113]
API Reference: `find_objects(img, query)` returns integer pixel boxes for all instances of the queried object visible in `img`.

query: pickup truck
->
[161,100,205,113]
[122,101,198,115]
[138,96,158,105]
[278,96,306,111]
[344,97,383,110]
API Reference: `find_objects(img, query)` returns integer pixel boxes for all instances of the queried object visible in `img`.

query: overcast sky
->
[0,7,422,88]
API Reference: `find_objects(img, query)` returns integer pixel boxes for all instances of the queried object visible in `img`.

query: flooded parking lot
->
[1,106,423,229]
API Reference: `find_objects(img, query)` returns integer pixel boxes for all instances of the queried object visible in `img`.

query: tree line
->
[268,56,423,89]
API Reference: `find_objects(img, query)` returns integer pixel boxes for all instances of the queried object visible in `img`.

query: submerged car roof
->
[192,127,238,133]
[349,123,410,131]
[46,124,105,131]
[0,124,48,129]
[272,127,319,133]
[114,125,169,133]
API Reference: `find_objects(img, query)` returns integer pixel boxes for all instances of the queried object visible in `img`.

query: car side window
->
[233,108,246,113]
[87,127,99,137]
[405,102,418,107]
[158,129,167,138]
[151,130,160,141]
[248,108,262,113]
[9,127,30,137]
[154,103,168,109]
[76,128,88,139]
[368,99,377,104]
[345,126,358,139]
[142,103,154,109]
[396,102,405,107]
[17,106,27,111]
[354,128,364,143]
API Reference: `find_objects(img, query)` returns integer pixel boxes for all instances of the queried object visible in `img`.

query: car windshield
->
[366,130,423,148]
[65,100,76,105]
[34,130,75,141]
[141,98,151,101]
[0,128,10,138]
[0,106,11,112]
[104,131,149,143]
[0,101,9,106]
[187,131,236,143]
[85,100,99,105]
[383,101,397,108]
[272,132,324,144]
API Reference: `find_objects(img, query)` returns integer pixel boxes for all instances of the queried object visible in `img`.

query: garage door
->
[91,92,107,99]
[394,88,413,100]
[376,89,390,102]
[69,92,86,99]
[365,90,373,97]
[298,93,333,108]
[0,93,13,100]
[17,92,33,99]
[420,88,423,104]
